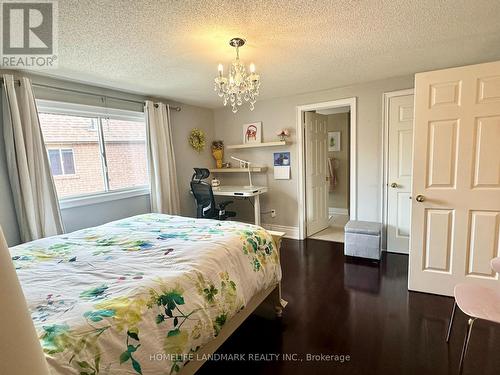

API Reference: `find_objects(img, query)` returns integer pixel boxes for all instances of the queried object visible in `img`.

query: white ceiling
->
[39,0,500,108]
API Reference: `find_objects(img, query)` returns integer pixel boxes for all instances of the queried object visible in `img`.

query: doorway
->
[382,89,414,254]
[297,98,357,241]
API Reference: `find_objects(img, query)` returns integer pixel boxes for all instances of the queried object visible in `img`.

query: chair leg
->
[446,301,457,342]
[458,317,476,374]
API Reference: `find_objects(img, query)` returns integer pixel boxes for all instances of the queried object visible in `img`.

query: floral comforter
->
[11,214,282,375]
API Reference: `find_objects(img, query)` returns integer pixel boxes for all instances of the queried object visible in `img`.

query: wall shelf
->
[226,141,291,149]
[209,167,268,173]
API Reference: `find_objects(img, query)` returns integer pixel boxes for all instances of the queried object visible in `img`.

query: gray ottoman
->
[344,220,382,260]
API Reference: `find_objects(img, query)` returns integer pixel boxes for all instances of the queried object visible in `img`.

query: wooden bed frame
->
[180,230,287,375]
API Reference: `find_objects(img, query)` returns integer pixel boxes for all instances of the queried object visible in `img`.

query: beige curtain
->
[145,101,180,215]
[2,74,64,242]
[0,227,50,375]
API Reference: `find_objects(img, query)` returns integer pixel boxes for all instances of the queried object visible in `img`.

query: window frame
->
[47,148,76,176]
[37,100,150,209]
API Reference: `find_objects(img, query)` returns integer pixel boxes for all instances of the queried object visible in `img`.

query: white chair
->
[446,257,500,374]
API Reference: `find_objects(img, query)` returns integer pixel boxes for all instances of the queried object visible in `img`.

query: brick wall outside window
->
[39,112,148,199]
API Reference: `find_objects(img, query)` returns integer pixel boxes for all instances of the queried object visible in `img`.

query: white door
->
[387,93,414,253]
[409,61,500,296]
[305,111,329,236]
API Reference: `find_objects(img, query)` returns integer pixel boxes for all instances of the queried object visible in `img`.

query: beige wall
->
[327,112,349,211]
[170,104,215,218]
[214,75,414,228]
[0,71,414,244]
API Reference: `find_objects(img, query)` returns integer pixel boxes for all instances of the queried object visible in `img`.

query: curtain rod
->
[0,78,182,112]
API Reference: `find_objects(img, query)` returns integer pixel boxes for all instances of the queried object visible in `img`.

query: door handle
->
[415,194,425,202]
[390,182,398,188]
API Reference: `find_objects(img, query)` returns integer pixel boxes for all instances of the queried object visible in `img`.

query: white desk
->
[212,185,268,226]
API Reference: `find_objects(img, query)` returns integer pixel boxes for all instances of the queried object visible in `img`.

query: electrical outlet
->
[271,209,276,218]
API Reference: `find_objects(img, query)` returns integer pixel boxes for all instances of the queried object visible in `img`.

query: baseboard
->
[261,224,300,240]
[329,207,349,216]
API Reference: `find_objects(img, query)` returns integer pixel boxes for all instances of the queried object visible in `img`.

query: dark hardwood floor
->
[199,238,500,375]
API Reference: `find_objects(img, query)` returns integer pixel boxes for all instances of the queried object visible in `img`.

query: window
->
[39,112,106,198]
[102,118,148,191]
[48,148,75,176]
[37,101,149,201]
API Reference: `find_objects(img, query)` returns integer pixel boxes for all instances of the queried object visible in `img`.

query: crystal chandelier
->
[214,38,260,113]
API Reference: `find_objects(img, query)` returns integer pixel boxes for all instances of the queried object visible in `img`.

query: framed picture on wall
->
[328,131,341,152]
[243,122,262,144]
[274,152,291,179]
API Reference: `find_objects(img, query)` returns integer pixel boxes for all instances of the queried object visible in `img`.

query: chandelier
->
[214,38,261,113]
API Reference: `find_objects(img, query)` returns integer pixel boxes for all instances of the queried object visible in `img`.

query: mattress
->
[10,214,282,374]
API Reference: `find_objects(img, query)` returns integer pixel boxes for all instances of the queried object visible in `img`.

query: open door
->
[305,112,329,236]
[409,61,500,296]
[386,93,414,254]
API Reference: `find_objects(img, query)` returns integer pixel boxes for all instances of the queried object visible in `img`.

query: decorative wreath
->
[188,128,206,152]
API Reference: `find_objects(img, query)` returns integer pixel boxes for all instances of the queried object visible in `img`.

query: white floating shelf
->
[209,167,268,173]
[226,141,291,149]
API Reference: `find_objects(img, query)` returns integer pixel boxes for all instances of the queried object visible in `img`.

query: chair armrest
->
[218,200,234,210]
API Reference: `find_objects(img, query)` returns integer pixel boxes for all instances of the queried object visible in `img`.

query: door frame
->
[381,88,415,252]
[297,97,357,240]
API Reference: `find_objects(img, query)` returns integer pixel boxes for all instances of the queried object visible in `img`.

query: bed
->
[10,214,285,375]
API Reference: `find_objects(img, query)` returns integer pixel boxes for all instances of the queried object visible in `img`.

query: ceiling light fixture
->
[214,38,260,113]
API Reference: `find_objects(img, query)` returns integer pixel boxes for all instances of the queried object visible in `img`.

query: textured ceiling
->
[39,0,500,108]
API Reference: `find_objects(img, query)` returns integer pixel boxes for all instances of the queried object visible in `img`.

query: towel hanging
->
[328,157,338,191]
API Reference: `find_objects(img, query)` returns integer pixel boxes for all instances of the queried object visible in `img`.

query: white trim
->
[36,99,145,121]
[261,224,300,240]
[329,207,349,216]
[381,88,414,251]
[297,97,357,240]
[59,187,150,209]
[386,248,410,255]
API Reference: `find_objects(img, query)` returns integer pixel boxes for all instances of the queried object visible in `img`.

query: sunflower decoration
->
[188,128,206,152]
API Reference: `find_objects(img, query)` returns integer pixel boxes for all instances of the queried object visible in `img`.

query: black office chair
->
[190,168,236,220]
